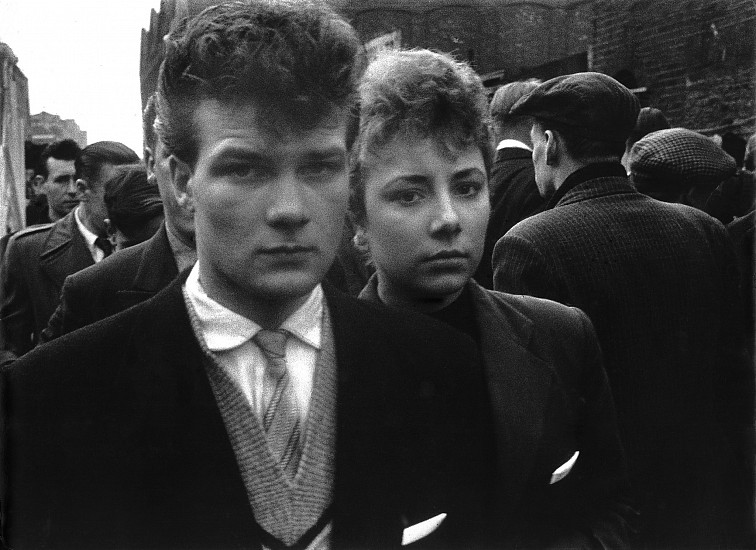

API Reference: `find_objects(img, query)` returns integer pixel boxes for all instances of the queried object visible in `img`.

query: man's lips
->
[424,250,468,261]
[260,244,317,254]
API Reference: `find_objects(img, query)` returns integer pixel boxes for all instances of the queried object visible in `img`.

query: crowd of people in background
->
[0,0,754,548]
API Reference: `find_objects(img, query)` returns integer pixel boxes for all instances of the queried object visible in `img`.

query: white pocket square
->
[550,450,579,484]
[402,513,447,546]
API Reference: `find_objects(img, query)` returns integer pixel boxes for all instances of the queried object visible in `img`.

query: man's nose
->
[265,176,309,229]
[65,177,78,195]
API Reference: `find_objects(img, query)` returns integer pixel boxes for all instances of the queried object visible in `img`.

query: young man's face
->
[43,157,78,219]
[179,99,350,321]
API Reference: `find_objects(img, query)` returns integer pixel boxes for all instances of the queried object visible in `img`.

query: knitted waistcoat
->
[183,290,338,549]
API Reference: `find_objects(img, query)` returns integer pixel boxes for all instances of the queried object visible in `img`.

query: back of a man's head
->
[511,72,640,163]
[37,139,80,181]
[489,79,540,141]
[104,163,164,248]
[76,141,140,184]
[156,0,365,166]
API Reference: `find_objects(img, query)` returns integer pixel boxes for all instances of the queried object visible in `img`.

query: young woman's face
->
[360,135,489,306]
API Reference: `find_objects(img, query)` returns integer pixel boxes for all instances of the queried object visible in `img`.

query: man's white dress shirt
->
[183,263,322,423]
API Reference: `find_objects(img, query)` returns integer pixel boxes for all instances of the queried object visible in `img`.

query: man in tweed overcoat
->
[492,72,754,549]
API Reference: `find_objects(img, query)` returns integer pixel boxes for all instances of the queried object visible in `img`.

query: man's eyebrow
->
[452,167,486,179]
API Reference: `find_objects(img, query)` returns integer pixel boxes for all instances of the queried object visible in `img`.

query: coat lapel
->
[469,282,554,515]
[38,212,93,289]
[128,276,262,547]
[116,225,179,309]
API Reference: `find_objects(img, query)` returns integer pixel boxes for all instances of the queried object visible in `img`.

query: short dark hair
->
[489,79,541,130]
[349,48,492,224]
[156,0,365,167]
[535,119,625,161]
[37,139,81,180]
[75,141,140,183]
[104,164,163,236]
[626,107,670,149]
[142,94,158,152]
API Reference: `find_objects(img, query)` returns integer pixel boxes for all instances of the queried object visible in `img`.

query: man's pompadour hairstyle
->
[156,0,365,166]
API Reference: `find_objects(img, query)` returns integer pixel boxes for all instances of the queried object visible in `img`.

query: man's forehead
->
[193,98,349,140]
[46,157,75,174]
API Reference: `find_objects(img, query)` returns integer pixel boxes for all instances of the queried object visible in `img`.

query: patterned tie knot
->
[254,329,289,380]
[94,236,113,257]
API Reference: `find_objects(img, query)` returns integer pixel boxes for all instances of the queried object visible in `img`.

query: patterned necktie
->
[253,329,302,478]
[94,236,113,258]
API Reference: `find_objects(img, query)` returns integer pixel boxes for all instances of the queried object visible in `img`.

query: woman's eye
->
[455,182,482,197]
[397,190,423,204]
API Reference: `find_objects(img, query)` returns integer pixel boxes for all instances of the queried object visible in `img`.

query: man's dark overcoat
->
[0,211,93,357]
[40,223,178,342]
[1,276,496,549]
[474,147,546,288]
[492,163,754,548]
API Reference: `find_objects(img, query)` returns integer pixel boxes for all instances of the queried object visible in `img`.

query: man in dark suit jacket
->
[0,141,139,357]
[40,223,180,342]
[474,79,548,288]
[1,4,497,548]
[493,73,754,548]
[40,96,197,344]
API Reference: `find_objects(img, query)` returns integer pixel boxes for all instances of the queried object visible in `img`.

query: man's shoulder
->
[8,222,54,248]
[474,283,586,336]
[64,239,148,291]
[327,289,479,353]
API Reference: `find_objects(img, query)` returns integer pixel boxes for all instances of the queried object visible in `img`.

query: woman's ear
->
[169,155,195,214]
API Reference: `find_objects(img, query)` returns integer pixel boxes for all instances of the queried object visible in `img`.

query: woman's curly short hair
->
[349,48,493,224]
[156,0,365,166]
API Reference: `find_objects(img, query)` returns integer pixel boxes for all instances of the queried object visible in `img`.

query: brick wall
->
[140,0,755,138]
[591,0,755,137]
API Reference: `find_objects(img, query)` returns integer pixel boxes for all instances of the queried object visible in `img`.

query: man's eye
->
[301,160,344,178]
[225,164,268,179]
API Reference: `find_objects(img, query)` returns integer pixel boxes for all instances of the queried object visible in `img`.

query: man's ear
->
[33,175,45,189]
[76,178,90,194]
[169,155,195,213]
[144,147,156,184]
[352,226,370,254]
[544,129,559,166]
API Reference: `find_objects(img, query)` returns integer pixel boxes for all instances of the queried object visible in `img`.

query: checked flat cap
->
[629,128,737,187]
[509,72,640,143]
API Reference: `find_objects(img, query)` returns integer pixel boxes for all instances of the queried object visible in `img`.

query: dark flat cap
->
[509,72,640,143]
[629,128,737,187]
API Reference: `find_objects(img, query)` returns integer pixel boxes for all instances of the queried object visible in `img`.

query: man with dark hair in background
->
[474,79,546,288]
[0,140,138,357]
[493,72,754,549]
[2,2,495,548]
[40,96,195,343]
[30,138,81,223]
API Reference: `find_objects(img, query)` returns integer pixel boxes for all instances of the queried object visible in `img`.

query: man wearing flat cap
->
[492,72,754,549]
[629,127,739,211]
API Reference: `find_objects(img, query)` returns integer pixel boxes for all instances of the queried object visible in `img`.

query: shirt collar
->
[496,139,532,152]
[184,262,322,352]
[74,204,99,253]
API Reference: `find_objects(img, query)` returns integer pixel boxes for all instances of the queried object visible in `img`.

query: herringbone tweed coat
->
[493,164,754,549]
